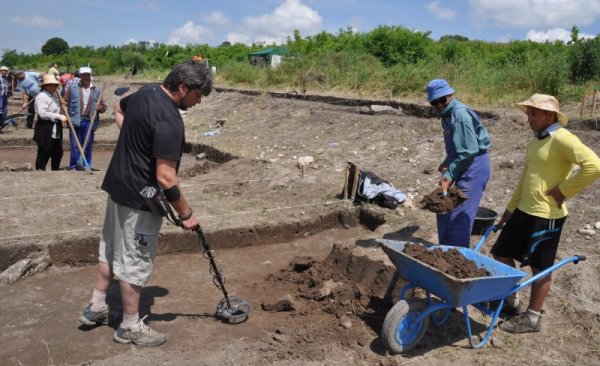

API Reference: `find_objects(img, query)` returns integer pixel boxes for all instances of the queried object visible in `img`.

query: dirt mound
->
[253,244,399,362]
[404,243,490,278]
[420,187,467,214]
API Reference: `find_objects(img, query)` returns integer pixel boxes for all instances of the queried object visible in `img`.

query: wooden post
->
[349,164,360,201]
[580,90,587,117]
[301,164,307,178]
[591,90,598,116]
[342,163,350,199]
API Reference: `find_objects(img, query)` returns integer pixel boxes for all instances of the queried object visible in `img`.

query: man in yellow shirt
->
[491,94,600,333]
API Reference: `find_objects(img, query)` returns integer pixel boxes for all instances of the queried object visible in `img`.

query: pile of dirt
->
[403,242,490,279]
[420,186,467,214]
[253,244,400,362]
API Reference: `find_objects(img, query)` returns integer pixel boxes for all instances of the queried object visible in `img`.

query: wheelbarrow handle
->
[473,224,499,253]
[511,255,586,294]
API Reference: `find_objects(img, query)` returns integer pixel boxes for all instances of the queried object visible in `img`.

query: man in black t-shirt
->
[78,60,212,347]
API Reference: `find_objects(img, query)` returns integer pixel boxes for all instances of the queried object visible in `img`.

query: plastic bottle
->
[203,129,221,137]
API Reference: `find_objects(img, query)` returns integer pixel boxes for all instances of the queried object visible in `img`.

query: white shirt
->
[34,90,63,139]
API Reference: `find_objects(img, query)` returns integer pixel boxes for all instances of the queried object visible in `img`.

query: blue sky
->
[2,0,600,56]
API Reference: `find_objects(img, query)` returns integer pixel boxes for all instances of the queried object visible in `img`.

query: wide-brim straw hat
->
[39,74,60,87]
[0,66,8,71]
[517,93,568,126]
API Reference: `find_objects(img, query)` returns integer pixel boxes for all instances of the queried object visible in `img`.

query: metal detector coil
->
[216,296,252,324]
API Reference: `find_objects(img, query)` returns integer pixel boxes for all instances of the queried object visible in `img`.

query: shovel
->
[0,113,25,130]
[57,93,91,172]
[0,96,37,130]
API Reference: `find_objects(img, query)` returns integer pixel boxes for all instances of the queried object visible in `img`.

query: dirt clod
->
[420,186,468,214]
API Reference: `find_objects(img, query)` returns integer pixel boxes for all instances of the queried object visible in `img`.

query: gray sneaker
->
[79,303,110,326]
[113,315,167,347]
[500,313,541,333]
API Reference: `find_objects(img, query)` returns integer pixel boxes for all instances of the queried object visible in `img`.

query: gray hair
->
[163,60,212,97]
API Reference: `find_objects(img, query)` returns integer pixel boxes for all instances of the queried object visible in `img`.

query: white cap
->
[0,66,8,71]
[79,66,92,74]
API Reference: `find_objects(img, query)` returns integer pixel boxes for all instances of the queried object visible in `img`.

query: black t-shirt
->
[102,84,185,211]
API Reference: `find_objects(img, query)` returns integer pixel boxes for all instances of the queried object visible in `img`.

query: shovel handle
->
[81,83,107,152]
[57,93,91,171]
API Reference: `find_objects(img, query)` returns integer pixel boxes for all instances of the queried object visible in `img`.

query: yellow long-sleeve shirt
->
[507,128,600,219]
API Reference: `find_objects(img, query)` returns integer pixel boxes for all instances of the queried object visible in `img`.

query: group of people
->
[6,56,598,345]
[427,79,600,334]
[1,63,106,171]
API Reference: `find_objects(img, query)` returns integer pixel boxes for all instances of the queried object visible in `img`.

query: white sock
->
[122,313,140,329]
[526,308,540,323]
[90,289,107,311]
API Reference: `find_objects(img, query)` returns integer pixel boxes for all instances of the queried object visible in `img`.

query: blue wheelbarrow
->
[377,225,586,353]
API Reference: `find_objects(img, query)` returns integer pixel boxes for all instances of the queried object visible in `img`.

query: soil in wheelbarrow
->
[420,186,467,214]
[404,243,490,279]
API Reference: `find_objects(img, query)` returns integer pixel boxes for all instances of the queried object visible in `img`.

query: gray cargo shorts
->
[99,197,163,286]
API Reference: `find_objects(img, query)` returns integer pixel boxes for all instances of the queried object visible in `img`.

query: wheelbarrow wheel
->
[381,299,429,354]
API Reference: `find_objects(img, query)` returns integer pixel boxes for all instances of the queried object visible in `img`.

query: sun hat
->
[39,74,60,87]
[517,93,568,126]
[427,79,455,102]
[0,66,8,71]
[79,66,92,74]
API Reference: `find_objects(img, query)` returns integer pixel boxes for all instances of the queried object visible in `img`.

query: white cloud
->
[469,0,600,29]
[168,21,212,45]
[226,32,251,45]
[526,27,595,42]
[426,1,457,20]
[12,15,62,28]
[239,0,322,44]
[203,11,230,27]
[124,38,137,45]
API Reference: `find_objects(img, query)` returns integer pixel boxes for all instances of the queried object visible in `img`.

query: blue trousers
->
[436,153,490,247]
[69,119,94,169]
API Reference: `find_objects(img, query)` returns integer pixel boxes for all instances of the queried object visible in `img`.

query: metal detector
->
[140,185,252,324]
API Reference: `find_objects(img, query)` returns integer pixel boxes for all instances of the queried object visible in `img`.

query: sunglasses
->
[430,96,447,106]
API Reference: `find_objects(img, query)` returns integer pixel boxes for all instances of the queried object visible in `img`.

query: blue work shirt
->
[439,98,491,181]
[20,72,41,97]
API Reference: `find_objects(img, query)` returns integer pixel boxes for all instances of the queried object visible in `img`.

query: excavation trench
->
[0,206,386,271]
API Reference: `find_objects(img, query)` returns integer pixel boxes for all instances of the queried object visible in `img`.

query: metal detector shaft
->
[194,225,232,308]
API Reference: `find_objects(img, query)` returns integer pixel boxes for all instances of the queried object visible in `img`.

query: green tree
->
[41,37,70,55]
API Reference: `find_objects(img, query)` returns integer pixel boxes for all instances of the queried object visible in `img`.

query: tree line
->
[2,25,599,105]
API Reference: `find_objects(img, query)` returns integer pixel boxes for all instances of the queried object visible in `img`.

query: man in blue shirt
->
[426,79,492,248]
[15,71,43,128]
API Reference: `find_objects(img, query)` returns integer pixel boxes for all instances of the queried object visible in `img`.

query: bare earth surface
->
[1,81,600,365]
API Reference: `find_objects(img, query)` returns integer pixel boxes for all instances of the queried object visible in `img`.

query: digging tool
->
[0,113,25,131]
[57,93,92,172]
[80,83,107,154]
[0,95,38,131]
[139,185,252,324]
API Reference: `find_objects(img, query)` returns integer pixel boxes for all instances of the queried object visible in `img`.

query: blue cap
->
[427,79,454,102]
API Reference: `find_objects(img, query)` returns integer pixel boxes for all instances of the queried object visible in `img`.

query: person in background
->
[33,75,67,170]
[78,60,211,347]
[426,79,491,248]
[58,71,74,97]
[48,63,60,79]
[63,67,106,170]
[192,52,203,61]
[15,70,44,128]
[491,94,600,333]
[0,66,10,126]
